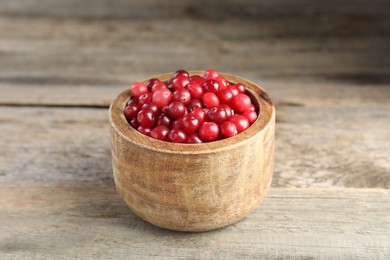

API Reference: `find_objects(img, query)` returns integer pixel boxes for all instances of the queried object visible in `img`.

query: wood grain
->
[0,105,388,188]
[0,183,389,259]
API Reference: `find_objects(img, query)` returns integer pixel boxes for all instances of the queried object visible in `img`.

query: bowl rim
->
[109,71,275,154]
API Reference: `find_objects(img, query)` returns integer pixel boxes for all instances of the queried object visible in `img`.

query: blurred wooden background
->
[0,1,389,259]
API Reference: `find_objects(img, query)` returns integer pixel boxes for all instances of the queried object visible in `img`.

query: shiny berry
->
[130,118,140,129]
[168,101,186,119]
[232,93,252,113]
[187,99,202,111]
[220,121,238,138]
[187,82,203,99]
[174,69,190,78]
[171,117,183,129]
[187,133,203,144]
[181,115,200,133]
[142,102,160,117]
[138,126,151,136]
[168,128,187,143]
[235,83,246,93]
[150,125,169,141]
[172,75,190,90]
[198,122,219,142]
[218,88,234,105]
[124,102,140,120]
[202,92,219,108]
[189,108,207,125]
[207,106,227,124]
[242,110,257,124]
[220,104,233,119]
[152,89,172,109]
[216,77,229,90]
[230,115,250,133]
[137,109,156,128]
[138,93,152,106]
[173,89,191,105]
[151,81,169,92]
[156,113,172,127]
[146,78,160,91]
[131,82,148,98]
[203,69,219,79]
[227,85,239,97]
[202,79,220,93]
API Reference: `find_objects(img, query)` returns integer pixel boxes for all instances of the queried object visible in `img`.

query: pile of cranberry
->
[123,69,258,143]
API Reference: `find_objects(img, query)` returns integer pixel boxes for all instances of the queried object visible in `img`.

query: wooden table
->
[1,1,389,259]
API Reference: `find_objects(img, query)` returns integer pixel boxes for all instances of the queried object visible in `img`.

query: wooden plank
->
[0,184,389,259]
[0,106,389,188]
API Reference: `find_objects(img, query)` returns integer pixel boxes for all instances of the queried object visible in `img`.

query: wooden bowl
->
[109,71,275,232]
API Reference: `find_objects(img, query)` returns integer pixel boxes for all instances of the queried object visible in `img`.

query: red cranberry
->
[232,93,252,113]
[202,79,220,93]
[151,81,168,92]
[198,122,219,142]
[156,113,172,127]
[174,69,190,78]
[130,118,140,129]
[220,104,233,119]
[189,108,207,125]
[138,92,152,106]
[146,78,160,92]
[150,125,170,141]
[168,101,186,119]
[247,104,256,111]
[138,126,151,136]
[152,89,172,109]
[142,102,160,117]
[187,82,203,99]
[187,98,202,111]
[168,128,187,143]
[137,109,156,128]
[242,110,257,124]
[235,83,246,93]
[203,69,219,79]
[131,82,148,98]
[124,102,140,120]
[218,88,234,105]
[172,75,190,90]
[216,77,229,90]
[220,121,238,138]
[171,117,183,129]
[227,85,239,97]
[187,133,203,143]
[202,92,219,108]
[173,89,191,105]
[181,115,200,133]
[230,115,250,133]
[127,97,138,106]
[207,106,227,124]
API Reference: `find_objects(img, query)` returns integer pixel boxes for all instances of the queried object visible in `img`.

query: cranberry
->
[150,125,170,141]
[190,75,206,85]
[168,128,187,143]
[181,115,200,133]
[124,102,140,120]
[220,104,233,119]
[198,122,219,142]
[187,99,202,111]
[242,110,257,124]
[235,83,246,93]
[146,78,160,92]
[151,81,168,92]
[187,82,203,99]
[130,118,140,129]
[247,105,256,111]
[207,106,227,124]
[168,101,186,119]
[138,126,151,136]
[152,89,172,109]
[227,85,239,97]
[138,92,152,106]
[172,75,190,90]
[230,115,250,133]
[218,88,234,105]
[171,117,183,129]
[174,69,190,78]
[216,77,229,90]
[232,93,252,113]
[220,121,238,138]
[202,79,220,93]
[127,97,138,106]
[202,92,219,108]
[142,102,160,117]
[173,88,191,105]
[187,133,203,144]
[131,82,148,98]
[203,69,219,79]
[189,108,207,125]
[137,109,156,128]
[156,113,172,127]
